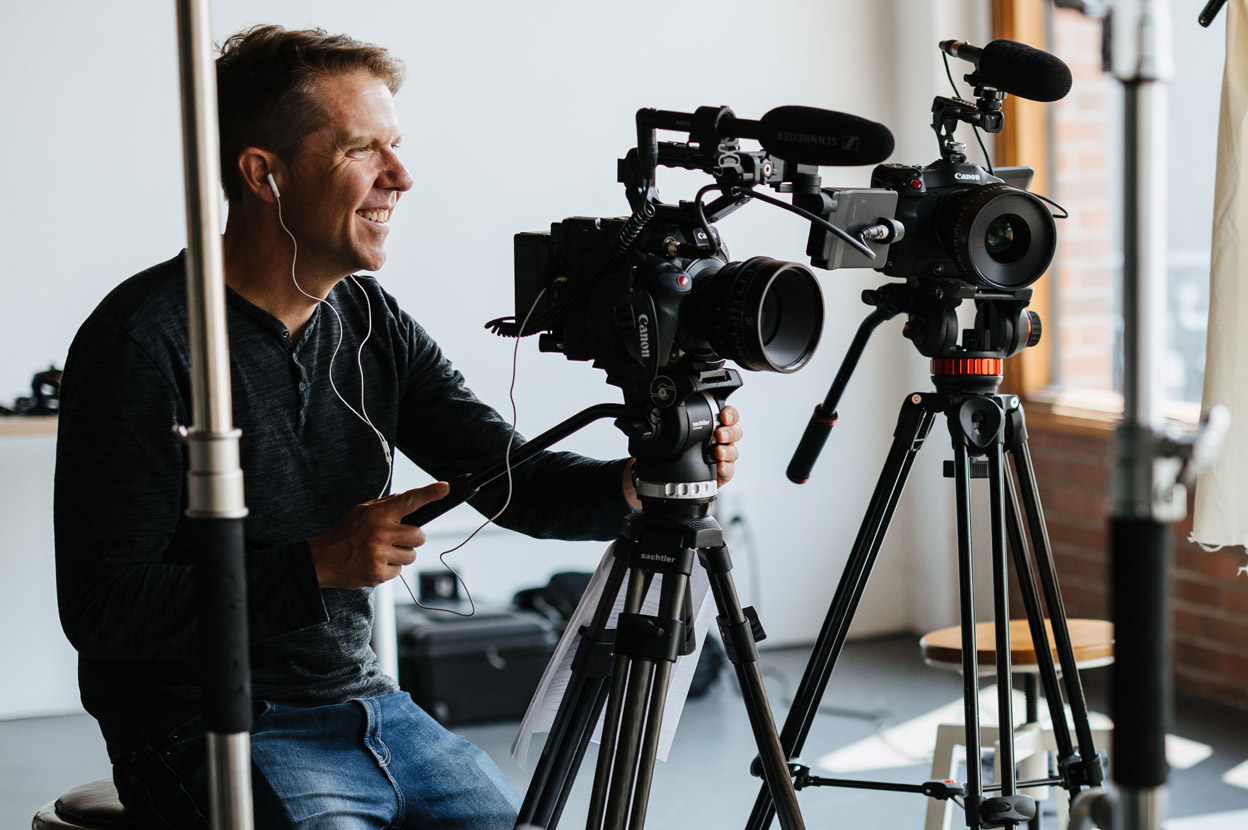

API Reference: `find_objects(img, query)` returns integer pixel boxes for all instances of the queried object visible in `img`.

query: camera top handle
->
[629,106,882,258]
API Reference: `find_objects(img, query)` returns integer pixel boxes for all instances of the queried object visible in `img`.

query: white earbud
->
[266,173,281,199]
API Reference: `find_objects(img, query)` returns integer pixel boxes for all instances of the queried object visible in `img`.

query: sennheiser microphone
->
[727,106,895,167]
[939,38,1073,103]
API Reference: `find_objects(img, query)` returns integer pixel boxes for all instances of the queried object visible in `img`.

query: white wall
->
[0,0,993,716]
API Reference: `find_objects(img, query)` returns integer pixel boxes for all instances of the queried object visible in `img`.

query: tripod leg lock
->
[1060,751,1106,788]
[570,626,617,678]
[718,606,766,665]
[749,756,804,781]
[921,780,967,801]
[615,613,688,663]
[970,794,1037,828]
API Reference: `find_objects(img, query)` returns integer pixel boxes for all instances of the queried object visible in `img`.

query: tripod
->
[516,370,805,830]
[746,283,1105,830]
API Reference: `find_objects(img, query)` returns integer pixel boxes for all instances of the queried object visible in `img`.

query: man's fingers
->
[387,482,450,516]
[389,545,419,568]
[716,406,742,444]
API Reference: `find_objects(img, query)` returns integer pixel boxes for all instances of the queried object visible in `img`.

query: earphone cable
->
[401,287,547,617]
[274,196,395,497]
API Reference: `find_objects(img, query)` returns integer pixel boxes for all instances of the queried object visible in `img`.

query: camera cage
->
[801,71,1066,298]
[488,106,874,348]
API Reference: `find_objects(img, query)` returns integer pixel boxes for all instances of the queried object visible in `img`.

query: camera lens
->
[984,215,1028,263]
[942,183,1055,289]
[688,256,824,373]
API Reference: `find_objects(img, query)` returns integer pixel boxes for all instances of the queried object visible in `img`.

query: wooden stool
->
[32,779,146,829]
[919,619,1114,830]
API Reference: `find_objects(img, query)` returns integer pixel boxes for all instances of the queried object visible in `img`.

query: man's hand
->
[621,405,744,510]
[710,405,743,486]
[309,482,450,589]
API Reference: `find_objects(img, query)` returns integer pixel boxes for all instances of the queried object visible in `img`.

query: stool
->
[919,618,1114,830]
[32,779,147,829]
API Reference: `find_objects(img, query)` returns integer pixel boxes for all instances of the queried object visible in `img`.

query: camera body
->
[873,160,1054,289]
[514,211,822,397]
[499,106,850,403]
[803,159,1055,291]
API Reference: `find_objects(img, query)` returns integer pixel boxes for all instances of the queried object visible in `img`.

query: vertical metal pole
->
[1067,5,1229,830]
[1109,1,1176,828]
[174,1,254,829]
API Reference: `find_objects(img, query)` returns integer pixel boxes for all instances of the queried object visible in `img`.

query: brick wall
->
[1050,9,1117,392]
[1023,420,1248,712]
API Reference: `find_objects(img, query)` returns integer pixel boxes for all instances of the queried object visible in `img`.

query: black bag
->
[396,603,558,726]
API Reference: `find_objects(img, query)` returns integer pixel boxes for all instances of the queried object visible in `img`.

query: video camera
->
[489,105,896,401]
[803,39,1072,294]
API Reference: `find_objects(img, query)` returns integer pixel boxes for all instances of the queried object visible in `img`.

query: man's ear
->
[238,149,283,203]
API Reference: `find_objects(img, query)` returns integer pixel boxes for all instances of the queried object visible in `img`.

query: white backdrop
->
[0,0,992,716]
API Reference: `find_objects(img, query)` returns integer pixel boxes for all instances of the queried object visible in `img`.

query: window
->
[994,2,1224,415]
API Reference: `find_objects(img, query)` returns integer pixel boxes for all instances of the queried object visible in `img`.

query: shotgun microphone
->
[725,106,895,167]
[939,38,1073,102]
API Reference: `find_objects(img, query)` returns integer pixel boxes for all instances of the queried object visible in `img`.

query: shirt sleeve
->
[54,320,327,664]
[392,314,631,542]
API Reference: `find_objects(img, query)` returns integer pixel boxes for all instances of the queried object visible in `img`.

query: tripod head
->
[868,278,1041,393]
[399,366,740,528]
[787,278,1041,482]
[619,366,741,510]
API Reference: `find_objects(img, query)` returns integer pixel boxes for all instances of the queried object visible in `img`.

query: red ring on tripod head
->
[930,358,1003,376]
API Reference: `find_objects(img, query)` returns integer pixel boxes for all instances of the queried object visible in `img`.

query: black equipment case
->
[395,603,559,726]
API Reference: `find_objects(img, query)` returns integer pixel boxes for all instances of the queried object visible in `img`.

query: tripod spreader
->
[786,763,967,801]
[788,762,1045,826]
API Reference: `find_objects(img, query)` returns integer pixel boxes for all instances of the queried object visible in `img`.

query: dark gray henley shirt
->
[53,252,629,762]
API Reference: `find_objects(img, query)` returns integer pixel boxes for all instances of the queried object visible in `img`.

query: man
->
[54,24,742,829]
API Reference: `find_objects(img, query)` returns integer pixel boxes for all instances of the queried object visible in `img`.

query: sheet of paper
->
[512,542,714,768]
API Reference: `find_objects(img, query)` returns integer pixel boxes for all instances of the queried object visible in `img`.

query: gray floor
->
[6,635,1248,829]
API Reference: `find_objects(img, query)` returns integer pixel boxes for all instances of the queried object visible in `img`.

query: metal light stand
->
[175,2,254,829]
[1056,2,1230,830]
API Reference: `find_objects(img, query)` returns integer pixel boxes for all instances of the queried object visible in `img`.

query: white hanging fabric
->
[1193,0,1248,548]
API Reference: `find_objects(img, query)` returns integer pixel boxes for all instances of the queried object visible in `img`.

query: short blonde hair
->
[215,25,406,201]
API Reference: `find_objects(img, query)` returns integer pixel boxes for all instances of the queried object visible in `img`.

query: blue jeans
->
[113,692,520,829]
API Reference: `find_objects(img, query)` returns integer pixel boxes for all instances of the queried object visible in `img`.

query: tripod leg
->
[602,642,657,830]
[745,394,938,830]
[700,543,805,830]
[951,439,987,830]
[592,512,712,830]
[626,574,689,830]
[1005,471,1078,765]
[1006,406,1104,790]
[587,567,652,830]
[950,396,1036,829]
[518,545,633,830]
[987,442,1020,807]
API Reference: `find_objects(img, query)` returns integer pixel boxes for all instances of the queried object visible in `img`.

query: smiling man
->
[53,24,741,830]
